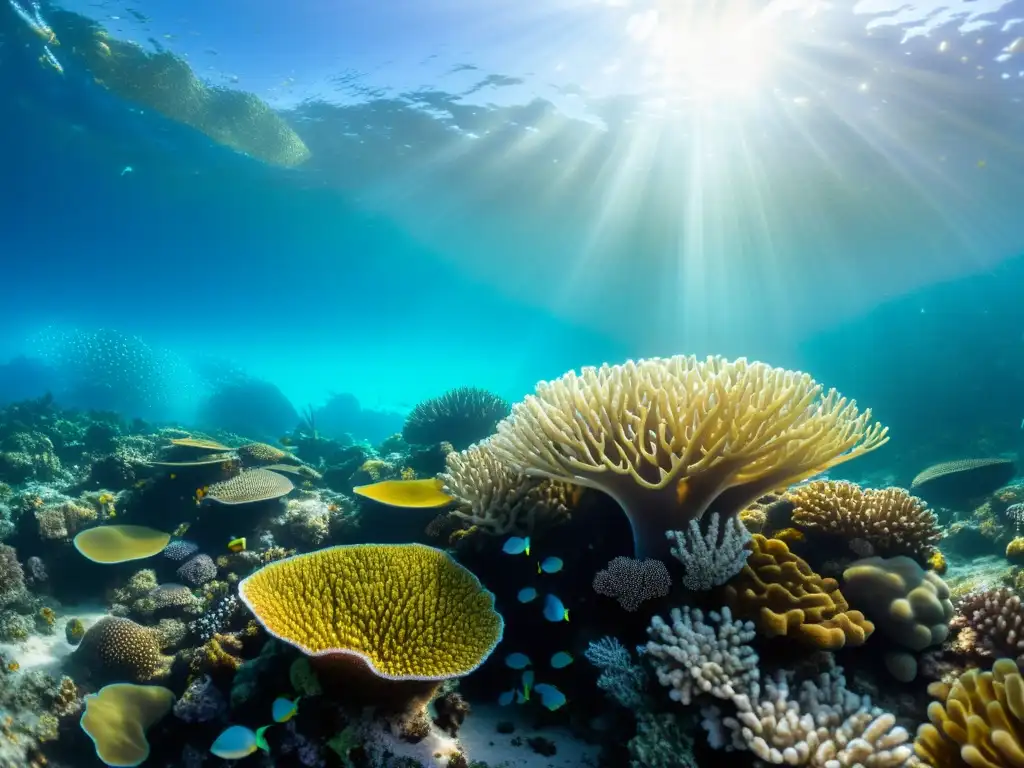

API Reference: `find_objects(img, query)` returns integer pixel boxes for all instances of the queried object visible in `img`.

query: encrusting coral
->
[786,480,940,563]
[440,441,576,535]
[841,556,954,681]
[725,535,874,649]
[914,657,1024,767]
[486,356,888,559]
[238,543,503,710]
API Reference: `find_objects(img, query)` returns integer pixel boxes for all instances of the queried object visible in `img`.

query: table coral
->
[203,468,294,505]
[915,658,1024,767]
[786,481,940,563]
[725,535,874,649]
[487,356,887,559]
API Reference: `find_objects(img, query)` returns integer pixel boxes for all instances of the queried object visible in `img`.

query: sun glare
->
[627,3,781,101]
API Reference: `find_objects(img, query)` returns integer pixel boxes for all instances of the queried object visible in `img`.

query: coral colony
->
[0,354,1022,766]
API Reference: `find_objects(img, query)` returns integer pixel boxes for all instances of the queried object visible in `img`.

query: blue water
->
[2,0,1023,460]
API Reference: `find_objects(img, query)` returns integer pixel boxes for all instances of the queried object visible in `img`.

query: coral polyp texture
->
[74,616,171,684]
[910,458,1016,508]
[236,441,296,465]
[954,587,1024,666]
[487,356,888,559]
[403,386,510,449]
[238,543,503,680]
[592,556,672,612]
[441,442,576,535]
[203,468,294,504]
[725,534,874,649]
[914,658,1024,767]
[786,480,940,562]
[80,683,176,768]
[73,525,171,564]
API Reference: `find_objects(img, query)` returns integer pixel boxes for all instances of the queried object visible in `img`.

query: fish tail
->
[524,536,530,556]
[565,609,570,622]
[537,563,541,574]
[255,725,272,753]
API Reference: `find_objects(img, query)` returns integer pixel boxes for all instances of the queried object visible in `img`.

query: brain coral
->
[80,683,175,768]
[238,543,503,682]
[915,657,1024,767]
[725,535,874,650]
[487,356,888,559]
[787,481,940,563]
[403,386,510,450]
[73,617,171,685]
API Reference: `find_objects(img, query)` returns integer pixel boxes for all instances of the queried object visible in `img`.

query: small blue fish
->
[537,556,563,574]
[505,653,532,670]
[271,697,299,723]
[517,587,538,603]
[534,683,567,711]
[503,536,530,556]
[522,669,535,699]
[543,593,569,622]
[498,689,515,706]
[550,651,574,669]
[210,725,270,759]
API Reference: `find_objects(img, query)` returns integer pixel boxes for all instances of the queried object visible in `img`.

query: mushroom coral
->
[488,355,888,559]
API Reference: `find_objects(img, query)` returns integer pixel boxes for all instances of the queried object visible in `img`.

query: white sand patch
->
[458,704,600,768]
[0,604,108,676]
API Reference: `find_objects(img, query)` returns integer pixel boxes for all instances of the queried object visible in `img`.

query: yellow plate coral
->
[73,525,171,564]
[80,683,175,767]
[238,543,503,681]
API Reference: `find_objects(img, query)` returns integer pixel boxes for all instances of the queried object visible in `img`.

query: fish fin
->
[255,725,272,753]
[537,562,541,574]
[565,609,570,622]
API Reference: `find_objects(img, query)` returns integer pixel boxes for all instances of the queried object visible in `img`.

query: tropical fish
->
[550,651,574,669]
[543,594,569,622]
[502,536,530,556]
[505,653,531,670]
[521,670,535,700]
[517,587,538,603]
[227,537,246,553]
[271,697,298,723]
[534,683,567,711]
[498,689,515,706]
[210,725,270,759]
[538,557,563,574]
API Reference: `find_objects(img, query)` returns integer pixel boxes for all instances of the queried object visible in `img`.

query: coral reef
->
[666,511,751,590]
[72,616,172,684]
[402,386,509,449]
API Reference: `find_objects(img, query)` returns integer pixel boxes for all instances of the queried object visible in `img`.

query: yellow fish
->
[228,537,246,553]
[353,478,454,508]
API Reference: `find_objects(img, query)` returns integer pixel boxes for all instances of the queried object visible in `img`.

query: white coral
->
[645,606,759,705]
[667,512,751,591]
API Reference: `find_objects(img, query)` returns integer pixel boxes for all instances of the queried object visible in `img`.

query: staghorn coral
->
[238,543,503,682]
[592,556,671,612]
[646,606,759,705]
[787,481,940,563]
[203,468,294,504]
[725,535,874,649]
[667,511,752,590]
[72,616,171,684]
[705,662,919,766]
[403,386,510,449]
[487,356,887,559]
[953,587,1024,666]
[915,657,1024,767]
[841,556,954,681]
[441,442,575,536]
[80,683,175,768]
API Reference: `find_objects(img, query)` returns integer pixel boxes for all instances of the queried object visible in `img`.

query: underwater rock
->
[911,458,1016,509]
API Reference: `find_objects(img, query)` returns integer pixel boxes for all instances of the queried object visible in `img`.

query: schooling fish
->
[517,587,538,603]
[505,653,531,670]
[227,536,246,553]
[534,683,567,711]
[550,651,574,669]
[210,725,270,759]
[498,689,515,706]
[271,697,299,723]
[543,594,569,622]
[502,536,530,556]
[538,556,563,574]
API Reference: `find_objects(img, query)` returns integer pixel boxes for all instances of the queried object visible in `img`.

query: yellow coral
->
[73,526,170,564]
[725,535,874,649]
[915,658,1024,767]
[487,356,887,559]
[929,549,948,575]
[1008,538,1024,564]
[238,543,503,680]
[80,683,175,767]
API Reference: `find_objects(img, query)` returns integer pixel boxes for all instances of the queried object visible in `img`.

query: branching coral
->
[953,587,1024,666]
[915,658,1024,767]
[584,636,648,708]
[667,511,751,590]
[786,481,940,563]
[403,386,509,449]
[487,356,888,559]
[725,535,874,649]
[441,442,576,536]
[645,606,758,705]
